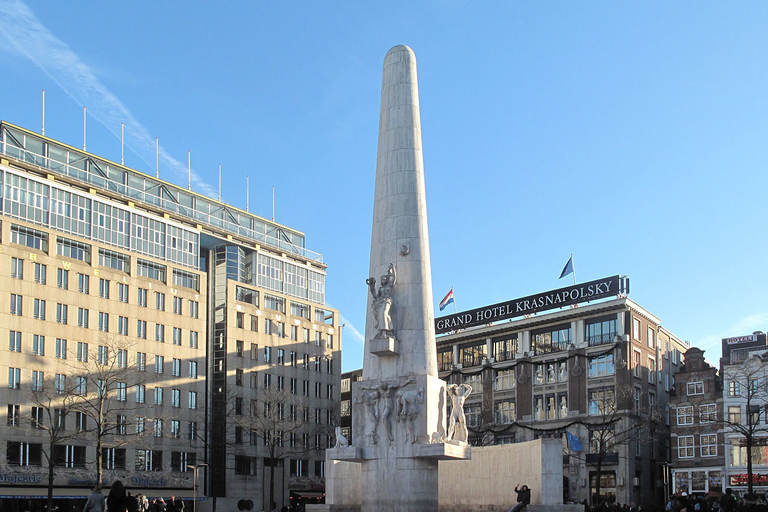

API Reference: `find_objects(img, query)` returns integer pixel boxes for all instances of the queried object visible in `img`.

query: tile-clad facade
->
[0,122,340,511]
[669,347,725,495]
[435,296,689,508]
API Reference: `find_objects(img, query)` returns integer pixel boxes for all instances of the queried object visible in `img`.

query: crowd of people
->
[667,488,768,512]
[83,481,186,512]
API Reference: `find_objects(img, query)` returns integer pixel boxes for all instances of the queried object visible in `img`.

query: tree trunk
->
[47,441,55,512]
[747,437,754,497]
[269,456,276,511]
[595,458,603,505]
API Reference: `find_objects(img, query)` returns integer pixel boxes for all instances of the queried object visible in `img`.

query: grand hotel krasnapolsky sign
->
[434,275,629,334]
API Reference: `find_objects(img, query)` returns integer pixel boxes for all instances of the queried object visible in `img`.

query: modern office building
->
[669,346,725,495]
[434,280,689,508]
[0,121,340,511]
[339,369,363,443]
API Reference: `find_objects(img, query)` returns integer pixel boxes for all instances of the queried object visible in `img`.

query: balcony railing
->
[587,332,618,347]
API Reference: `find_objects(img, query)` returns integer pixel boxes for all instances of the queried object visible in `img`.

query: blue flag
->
[566,431,582,452]
[559,256,574,279]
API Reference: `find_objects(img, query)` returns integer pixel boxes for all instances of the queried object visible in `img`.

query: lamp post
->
[187,463,208,512]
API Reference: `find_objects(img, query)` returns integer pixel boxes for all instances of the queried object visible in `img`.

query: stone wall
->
[315,438,566,511]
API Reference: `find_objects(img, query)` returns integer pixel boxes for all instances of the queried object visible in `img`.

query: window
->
[33,299,45,320]
[57,269,69,290]
[687,381,704,395]
[32,334,44,356]
[173,296,183,315]
[78,273,89,294]
[77,342,88,362]
[236,340,244,358]
[189,300,199,318]
[264,294,285,313]
[31,406,44,428]
[189,361,198,379]
[56,338,67,359]
[173,269,199,291]
[155,324,165,342]
[700,404,717,423]
[172,358,181,377]
[589,354,615,377]
[8,368,21,389]
[7,442,43,466]
[648,327,655,348]
[648,356,656,383]
[7,404,20,426]
[677,406,694,425]
[137,320,147,339]
[633,318,641,341]
[118,316,128,335]
[154,387,164,405]
[118,283,129,303]
[31,371,43,391]
[727,405,742,424]
[10,224,48,251]
[155,292,165,311]
[171,420,181,439]
[75,377,86,396]
[137,352,146,371]
[189,331,198,349]
[278,349,285,364]
[34,263,46,284]
[136,384,146,404]
[172,327,182,346]
[171,389,180,407]
[99,312,109,332]
[678,436,694,458]
[78,308,89,328]
[57,237,90,263]
[189,391,197,409]
[155,356,164,374]
[116,382,127,401]
[495,399,516,423]
[138,288,148,307]
[56,303,68,324]
[99,278,110,299]
[585,316,618,346]
[9,331,21,352]
[589,387,615,415]
[460,342,487,367]
[700,434,717,457]
[728,381,741,397]
[103,448,126,470]
[11,257,23,279]
[55,374,66,394]
[633,349,642,377]
[137,259,166,282]
[135,449,163,471]
[10,293,22,315]
[531,325,571,355]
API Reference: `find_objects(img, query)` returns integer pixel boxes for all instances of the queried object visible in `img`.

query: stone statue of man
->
[366,263,396,339]
[446,383,473,443]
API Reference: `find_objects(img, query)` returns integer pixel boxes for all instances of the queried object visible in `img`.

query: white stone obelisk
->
[325,44,469,512]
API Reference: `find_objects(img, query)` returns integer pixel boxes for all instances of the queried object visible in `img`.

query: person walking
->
[507,484,531,512]
[83,485,106,512]
[107,480,128,512]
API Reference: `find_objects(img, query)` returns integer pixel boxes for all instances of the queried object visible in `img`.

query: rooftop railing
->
[0,123,323,264]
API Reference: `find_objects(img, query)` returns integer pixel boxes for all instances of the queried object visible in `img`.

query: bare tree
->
[66,334,149,485]
[722,354,768,497]
[231,386,319,511]
[30,374,82,512]
[575,385,660,504]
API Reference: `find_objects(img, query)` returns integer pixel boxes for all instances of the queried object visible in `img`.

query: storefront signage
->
[0,472,42,484]
[730,474,768,485]
[130,476,168,487]
[435,275,628,334]
[724,335,758,345]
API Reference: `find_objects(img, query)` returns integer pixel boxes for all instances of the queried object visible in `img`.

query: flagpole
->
[571,253,576,285]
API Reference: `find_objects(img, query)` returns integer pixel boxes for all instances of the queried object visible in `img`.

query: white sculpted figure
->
[397,387,424,444]
[366,263,396,339]
[446,383,473,443]
[334,426,349,448]
[361,377,415,444]
[355,389,381,444]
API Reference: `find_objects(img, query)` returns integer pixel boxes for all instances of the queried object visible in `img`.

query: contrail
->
[0,0,217,197]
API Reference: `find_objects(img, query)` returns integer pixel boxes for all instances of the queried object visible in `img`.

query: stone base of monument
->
[369,335,398,356]
[328,441,470,462]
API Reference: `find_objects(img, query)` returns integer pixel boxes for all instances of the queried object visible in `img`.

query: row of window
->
[7,441,198,472]
[242,374,334,399]
[235,342,334,373]
[235,312,334,349]
[677,434,718,458]
[676,404,718,425]
[234,456,325,478]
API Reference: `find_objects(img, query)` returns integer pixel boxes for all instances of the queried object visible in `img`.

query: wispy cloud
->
[340,315,365,344]
[0,0,216,197]
[696,312,768,356]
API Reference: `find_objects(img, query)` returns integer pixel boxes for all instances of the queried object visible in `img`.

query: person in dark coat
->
[107,481,128,512]
[507,484,531,512]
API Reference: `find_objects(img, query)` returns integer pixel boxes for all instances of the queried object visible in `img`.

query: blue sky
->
[1,1,766,371]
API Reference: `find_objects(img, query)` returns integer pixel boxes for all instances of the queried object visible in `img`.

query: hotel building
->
[0,121,340,511]
[435,289,689,508]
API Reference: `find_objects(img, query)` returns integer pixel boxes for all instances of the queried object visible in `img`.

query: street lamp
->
[187,463,208,512]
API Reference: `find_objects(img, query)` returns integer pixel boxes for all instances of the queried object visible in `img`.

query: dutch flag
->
[439,288,455,311]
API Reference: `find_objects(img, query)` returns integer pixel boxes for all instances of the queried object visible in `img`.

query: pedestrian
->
[174,496,184,512]
[507,484,531,512]
[83,485,106,512]
[107,480,128,512]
